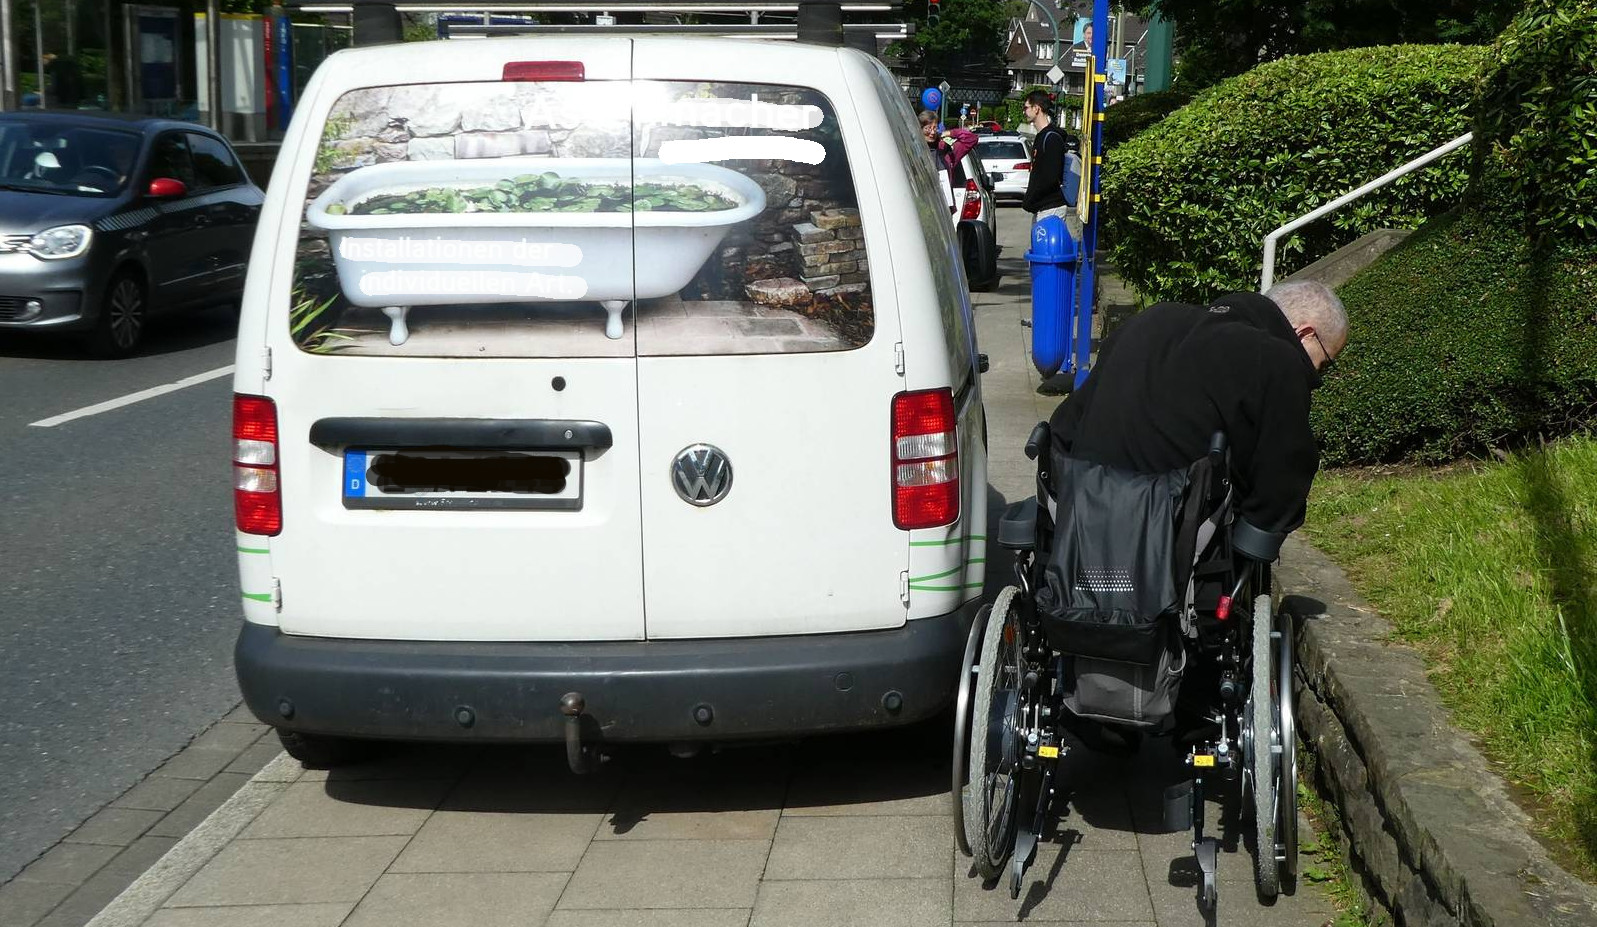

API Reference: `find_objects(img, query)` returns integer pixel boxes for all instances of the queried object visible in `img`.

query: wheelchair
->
[951,423,1298,912]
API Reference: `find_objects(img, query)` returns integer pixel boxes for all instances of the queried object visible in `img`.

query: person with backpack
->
[1021,89,1083,239]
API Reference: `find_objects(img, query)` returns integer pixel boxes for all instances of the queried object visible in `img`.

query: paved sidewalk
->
[12,207,1341,927]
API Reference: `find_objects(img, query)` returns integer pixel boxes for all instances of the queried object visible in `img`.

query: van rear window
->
[290,79,874,358]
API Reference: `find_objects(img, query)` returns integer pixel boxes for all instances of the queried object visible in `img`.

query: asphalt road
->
[0,308,246,884]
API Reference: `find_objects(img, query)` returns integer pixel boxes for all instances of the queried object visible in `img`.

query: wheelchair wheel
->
[1248,593,1286,898]
[963,585,1023,880]
[1278,610,1299,889]
[952,602,992,857]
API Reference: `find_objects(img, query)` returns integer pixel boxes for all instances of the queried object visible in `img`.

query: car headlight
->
[28,224,92,260]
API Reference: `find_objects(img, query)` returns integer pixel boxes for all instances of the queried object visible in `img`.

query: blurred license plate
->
[990,173,1005,183]
[342,449,582,510]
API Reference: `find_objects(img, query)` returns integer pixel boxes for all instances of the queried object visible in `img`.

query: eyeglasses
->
[1308,330,1335,372]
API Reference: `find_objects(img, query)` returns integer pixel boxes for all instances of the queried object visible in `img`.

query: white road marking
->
[29,365,234,428]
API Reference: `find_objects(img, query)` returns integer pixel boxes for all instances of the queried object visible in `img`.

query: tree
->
[1138,0,1524,87]
[892,0,1021,78]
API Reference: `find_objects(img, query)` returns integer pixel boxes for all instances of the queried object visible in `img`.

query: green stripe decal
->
[908,559,987,583]
[242,592,273,602]
[237,546,269,555]
[909,582,985,591]
[909,535,986,547]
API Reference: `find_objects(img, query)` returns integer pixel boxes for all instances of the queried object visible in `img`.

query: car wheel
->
[276,729,379,769]
[88,273,147,358]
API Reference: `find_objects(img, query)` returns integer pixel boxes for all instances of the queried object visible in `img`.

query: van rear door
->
[629,48,909,639]
[257,42,646,642]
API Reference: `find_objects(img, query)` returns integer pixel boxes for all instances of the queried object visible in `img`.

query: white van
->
[231,35,988,768]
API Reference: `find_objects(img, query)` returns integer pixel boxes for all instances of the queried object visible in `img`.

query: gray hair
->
[1263,279,1348,349]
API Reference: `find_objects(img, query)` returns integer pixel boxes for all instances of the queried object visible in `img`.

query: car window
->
[0,120,140,197]
[186,133,245,189]
[146,133,195,188]
[866,61,973,393]
[979,140,1028,161]
[291,78,875,359]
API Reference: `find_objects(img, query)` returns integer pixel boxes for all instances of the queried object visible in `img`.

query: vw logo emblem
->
[672,444,733,506]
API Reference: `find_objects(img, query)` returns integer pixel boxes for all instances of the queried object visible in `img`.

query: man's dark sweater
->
[1048,292,1323,535]
[1022,122,1069,213]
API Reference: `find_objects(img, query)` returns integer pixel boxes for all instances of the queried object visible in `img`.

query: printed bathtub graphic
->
[307,158,767,342]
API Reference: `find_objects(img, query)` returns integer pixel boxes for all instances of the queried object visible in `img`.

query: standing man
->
[1021,89,1082,239]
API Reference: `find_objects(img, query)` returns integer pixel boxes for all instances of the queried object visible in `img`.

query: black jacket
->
[1048,293,1323,535]
[1023,122,1069,213]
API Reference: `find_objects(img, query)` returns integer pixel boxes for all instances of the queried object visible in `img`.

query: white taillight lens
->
[235,438,276,466]
[234,466,278,493]
[896,431,955,460]
[896,458,956,487]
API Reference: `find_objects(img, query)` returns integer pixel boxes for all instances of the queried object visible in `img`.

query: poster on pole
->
[1078,57,1094,224]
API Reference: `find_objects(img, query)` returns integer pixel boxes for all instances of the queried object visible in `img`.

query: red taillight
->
[1012,161,1030,170]
[233,394,282,536]
[892,389,959,530]
[960,179,982,221]
[502,61,585,82]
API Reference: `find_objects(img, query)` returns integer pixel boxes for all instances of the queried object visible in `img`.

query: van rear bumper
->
[235,604,976,744]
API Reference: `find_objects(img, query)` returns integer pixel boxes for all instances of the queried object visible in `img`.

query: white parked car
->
[230,34,990,769]
[977,134,1032,202]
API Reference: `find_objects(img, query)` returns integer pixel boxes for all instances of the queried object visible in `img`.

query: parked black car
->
[0,111,263,356]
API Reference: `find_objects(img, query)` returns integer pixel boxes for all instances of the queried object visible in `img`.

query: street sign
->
[920,87,942,110]
[946,87,1005,104]
[1046,65,1066,85]
[938,80,951,95]
[960,103,968,116]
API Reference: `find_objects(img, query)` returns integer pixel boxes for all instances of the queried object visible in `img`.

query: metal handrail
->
[1259,131,1472,292]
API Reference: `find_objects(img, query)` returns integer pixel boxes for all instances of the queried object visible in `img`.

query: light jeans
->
[1031,204,1083,241]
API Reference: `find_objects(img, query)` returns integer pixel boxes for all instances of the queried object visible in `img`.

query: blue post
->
[1025,215,1079,378]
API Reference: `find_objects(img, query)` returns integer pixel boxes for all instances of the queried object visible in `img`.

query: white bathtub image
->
[306,157,767,342]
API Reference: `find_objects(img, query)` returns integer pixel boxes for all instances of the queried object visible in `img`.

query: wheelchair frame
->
[951,425,1298,912]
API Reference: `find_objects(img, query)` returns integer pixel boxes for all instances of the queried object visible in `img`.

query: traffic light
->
[927,0,940,27]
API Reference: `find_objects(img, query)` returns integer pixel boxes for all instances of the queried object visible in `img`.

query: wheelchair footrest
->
[1162,780,1194,833]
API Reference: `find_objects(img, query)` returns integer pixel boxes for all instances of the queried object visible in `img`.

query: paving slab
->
[0,878,74,927]
[143,904,355,927]
[765,816,951,881]
[389,809,603,873]
[62,810,165,849]
[239,779,448,839]
[546,910,752,927]
[341,872,568,927]
[750,879,952,927]
[954,848,1155,923]
[163,836,407,907]
[558,840,769,910]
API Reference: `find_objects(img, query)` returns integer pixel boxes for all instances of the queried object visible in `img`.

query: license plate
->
[342,448,582,510]
[990,173,1004,183]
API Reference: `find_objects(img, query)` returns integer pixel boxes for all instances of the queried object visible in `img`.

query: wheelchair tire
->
[1278,611,1299,892]
[1250,593,1281,899]
[952,602,992,858]
[964,585,1023,880]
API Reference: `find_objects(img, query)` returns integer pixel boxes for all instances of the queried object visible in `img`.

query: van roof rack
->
[317,0,905,49]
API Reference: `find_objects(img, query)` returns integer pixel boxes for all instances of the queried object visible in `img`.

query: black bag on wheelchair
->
[1034,454,1206,730]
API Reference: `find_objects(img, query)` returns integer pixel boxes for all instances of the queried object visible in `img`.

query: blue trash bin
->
[1024,215,1079,379]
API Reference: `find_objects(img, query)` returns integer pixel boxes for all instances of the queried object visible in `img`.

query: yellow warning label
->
[1038,745,1060,758]
[1193,754,1216,768]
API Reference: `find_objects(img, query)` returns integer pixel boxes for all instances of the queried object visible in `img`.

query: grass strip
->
[1303,435,1597,878]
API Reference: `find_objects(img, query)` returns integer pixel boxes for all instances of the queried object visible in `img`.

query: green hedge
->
[1474,0,1597,240]
[1312,209,1597,465]
[1102,89,1192,151]
[1102,45,1485,305]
